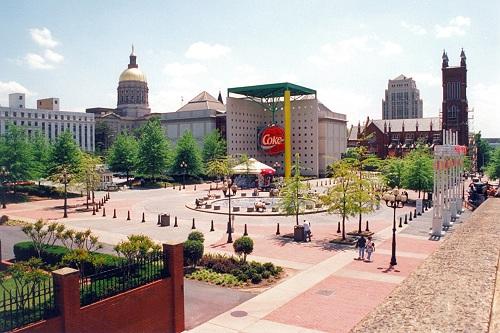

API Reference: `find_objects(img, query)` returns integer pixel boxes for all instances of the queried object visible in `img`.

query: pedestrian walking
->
[365,236,375,262]
[355,235,366,260]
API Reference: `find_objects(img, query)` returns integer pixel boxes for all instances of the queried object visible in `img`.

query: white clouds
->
[469,82,500,137]
[401,21,426,35]
[0,81,32,106]
[319,86,376,126]
[29,27,59,48]
[44,49,64,63]
[24,53,54,70]
[378,41,403,56]
[163,62,207,77]
[435,16,471,38]
[308,36,402,67]
[21,27,64,70]
[185,42,231,60]
[412,72,441,87]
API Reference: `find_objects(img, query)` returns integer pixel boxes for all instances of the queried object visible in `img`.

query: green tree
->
[183,240,204,268]
[171,130,203,177]
[136,118,171,181]
[76,153,101,207]
[114,234,160,265]
[381,158,406,189]
[107,133,138,185]
[279,154,309,226]
[0,124,33,183]
[486,148,500,180]
[402,147,433,198]
[233,236,254,262]
[0,258,48,310]
[205,156,234,187]
[202,129,227,163]
[474,132,493,172]
[187,231,205,243]
[31,131,51,183]
[50,130,81,173]
[320,160,362,240]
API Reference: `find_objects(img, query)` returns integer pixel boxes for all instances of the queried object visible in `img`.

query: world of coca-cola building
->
[226,82,347,177]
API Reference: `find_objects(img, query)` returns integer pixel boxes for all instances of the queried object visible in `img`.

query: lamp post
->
[59,168,72,218]
[227,186,233,243]
[180,161,187,190]
[0,166,9,209]
[383,189,408,266]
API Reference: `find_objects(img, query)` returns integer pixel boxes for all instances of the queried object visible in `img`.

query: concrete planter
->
[204,204,212,209]
[214,205,221,211]
[271,207,279,212]
[241,193,247,197]
[247,207,254,212]
[233,207,240,212]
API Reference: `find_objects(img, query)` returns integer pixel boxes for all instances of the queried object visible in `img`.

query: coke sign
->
[260,125,285,155]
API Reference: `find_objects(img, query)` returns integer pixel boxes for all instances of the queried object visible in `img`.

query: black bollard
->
[102,208,106,217]
[92,204,96,215]
[404,214,408,224]
[316,181,319,186]
[365,220,369,232]
[179,186,181,191]
[398,216,402,228]
[243,224,248,236]
[337,222,341,233]
[174,216,178,227]
[142,212,145,223]
[414,209,417,218]
[227,221,233,243]
[194,185,197,191]
[321,181,323,186]
[157,214,161,225]
[210,220,214,232]
[113,208,116,218]
[192,218,196,229]
[173,184,176,190]
[409,212,412,221]
[276,223,280,235]
[127,210,130,221]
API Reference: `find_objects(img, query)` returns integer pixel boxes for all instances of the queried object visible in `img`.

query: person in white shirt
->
[303,220,312,242]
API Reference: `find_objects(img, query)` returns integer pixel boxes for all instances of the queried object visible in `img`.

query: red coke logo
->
[260,125,285,155]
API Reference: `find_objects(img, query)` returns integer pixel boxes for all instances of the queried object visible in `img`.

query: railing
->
[80,251,167,306]
[0,279,57,332]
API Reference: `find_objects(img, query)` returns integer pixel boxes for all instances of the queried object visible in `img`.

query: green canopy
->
[228,82,316,99]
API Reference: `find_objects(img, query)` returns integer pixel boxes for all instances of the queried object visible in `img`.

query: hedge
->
[13,241,123,274]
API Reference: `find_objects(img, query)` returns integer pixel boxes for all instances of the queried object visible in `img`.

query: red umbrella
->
[260,169,275,175]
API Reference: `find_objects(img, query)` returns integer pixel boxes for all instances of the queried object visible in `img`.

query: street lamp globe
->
[383,188,408,266]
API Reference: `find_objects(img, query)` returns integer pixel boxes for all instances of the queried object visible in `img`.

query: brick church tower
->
[441,49,469,146]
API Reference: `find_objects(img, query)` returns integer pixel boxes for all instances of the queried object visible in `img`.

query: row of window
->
[446,82,461,100]
[2,111,91,122]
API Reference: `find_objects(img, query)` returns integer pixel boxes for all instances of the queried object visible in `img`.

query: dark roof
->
[228,82,316,98]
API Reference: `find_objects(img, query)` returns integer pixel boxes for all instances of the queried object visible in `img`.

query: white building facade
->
[382,74,423,120]
[1,93,95,152]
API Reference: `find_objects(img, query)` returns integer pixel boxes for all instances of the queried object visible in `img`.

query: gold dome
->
[119,67,147,83]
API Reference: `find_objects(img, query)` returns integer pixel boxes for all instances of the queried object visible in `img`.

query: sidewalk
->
[189,211,444,333]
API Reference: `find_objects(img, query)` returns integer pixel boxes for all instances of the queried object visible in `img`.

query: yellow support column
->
[284,89,292,179]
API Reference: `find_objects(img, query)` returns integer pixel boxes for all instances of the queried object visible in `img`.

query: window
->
[448,105,458,119]
[19,96,22,100]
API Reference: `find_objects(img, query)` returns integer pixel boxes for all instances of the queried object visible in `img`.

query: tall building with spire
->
[441,49,469,146]
[382,74,423,119]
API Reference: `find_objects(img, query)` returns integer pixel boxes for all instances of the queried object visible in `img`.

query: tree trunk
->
[126,171,130,187]
[418,190,421,198]
[342,215,346,240]
[358,211,362,233]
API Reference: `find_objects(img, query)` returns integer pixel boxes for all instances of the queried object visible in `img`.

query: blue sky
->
[1,0,499,136]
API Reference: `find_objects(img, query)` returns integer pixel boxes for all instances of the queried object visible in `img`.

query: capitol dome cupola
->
[117,45,150,117]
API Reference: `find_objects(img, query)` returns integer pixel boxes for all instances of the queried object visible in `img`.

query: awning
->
[232,158,276,175]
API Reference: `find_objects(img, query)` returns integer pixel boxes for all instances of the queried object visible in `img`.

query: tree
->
[486,148,500,180]
[187,231,205,243]
[0,124,33,183]
[107,133,138,186]
[278,154,309,225]
[94,121,113,154]
[76,153,101,208]
[0,258,48,310]
[381,158,406,189]
[21,220,52,258]
[49,130,81,173]
[136,118,171,181]
[320,160,361,240]
[114,234,160,266]
[233,236,253,262]
[183,240,204,268]
[31,131,51,184]
[402,147,433,198]
[171,130,203,177]
[474,132,493,172]
[206,156,233,187]
[202,129,227,163]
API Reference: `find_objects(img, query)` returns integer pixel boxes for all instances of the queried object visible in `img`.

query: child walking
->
[365,236,375,262]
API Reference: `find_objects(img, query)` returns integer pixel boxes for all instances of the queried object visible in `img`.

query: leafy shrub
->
[187,231,205,243]
[183,240,204,268]
[13,241,122,274]
[186,268,242,287]
[262,271,271,279]
[251,273,262,284]
[200,253,239,273]
[233,236,254,262]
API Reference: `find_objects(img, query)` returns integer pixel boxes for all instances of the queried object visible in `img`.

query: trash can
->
[160,214,170,227]
[294,225,305,242]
